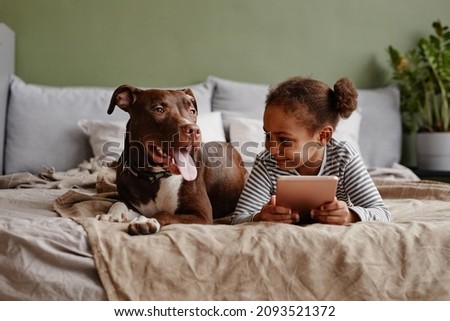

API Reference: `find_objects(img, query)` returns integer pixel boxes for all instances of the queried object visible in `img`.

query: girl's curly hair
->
[265,76,358,133]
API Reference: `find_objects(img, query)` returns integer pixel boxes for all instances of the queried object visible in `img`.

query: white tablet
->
[276,176,339,215]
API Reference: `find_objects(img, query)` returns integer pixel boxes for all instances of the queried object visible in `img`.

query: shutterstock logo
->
[100,140,265,169]
[100,138,349,169]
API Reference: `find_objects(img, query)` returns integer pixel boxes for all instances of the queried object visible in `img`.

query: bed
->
[1,23,449,301]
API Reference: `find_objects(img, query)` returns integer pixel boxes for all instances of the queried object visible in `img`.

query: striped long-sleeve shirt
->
[232,138,391,224]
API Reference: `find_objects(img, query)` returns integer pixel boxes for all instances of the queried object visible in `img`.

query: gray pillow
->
[5,76,213,174]
[357,86,401,168]
[208,76,269,140]
[208,75,401,168]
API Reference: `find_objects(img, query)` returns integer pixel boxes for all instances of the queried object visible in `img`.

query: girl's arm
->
[342,156,391,222]
[231,156,273,224]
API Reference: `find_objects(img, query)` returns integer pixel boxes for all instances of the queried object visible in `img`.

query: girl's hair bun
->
[333,77,358,119]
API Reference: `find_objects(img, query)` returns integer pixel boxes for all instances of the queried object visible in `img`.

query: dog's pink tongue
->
[173,150,197,181]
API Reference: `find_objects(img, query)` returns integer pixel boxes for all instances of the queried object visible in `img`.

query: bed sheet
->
[1,163,448,301]
[0,188,106,300]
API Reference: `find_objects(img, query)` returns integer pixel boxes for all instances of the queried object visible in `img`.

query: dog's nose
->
[181,123,201,138]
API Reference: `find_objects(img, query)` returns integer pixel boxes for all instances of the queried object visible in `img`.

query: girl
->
[232,76,390,225]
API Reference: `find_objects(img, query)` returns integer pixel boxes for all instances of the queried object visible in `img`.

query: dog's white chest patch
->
[135,175,183,217]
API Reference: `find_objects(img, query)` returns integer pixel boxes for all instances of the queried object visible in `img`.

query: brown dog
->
[98,85,248,235]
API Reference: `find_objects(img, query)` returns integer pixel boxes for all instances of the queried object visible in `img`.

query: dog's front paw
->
[96,202,131,223]
[128,216,161,235]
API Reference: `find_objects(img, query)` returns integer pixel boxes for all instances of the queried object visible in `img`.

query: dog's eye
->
[189,108,197,116]
[153,106,164,113]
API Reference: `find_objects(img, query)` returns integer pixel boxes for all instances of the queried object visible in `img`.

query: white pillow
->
[78,112,225,163]
[196,111,226,142]
[78,119,126,164]
[333,109,363,157]
[229,117,266,171]
[229,110,363,171]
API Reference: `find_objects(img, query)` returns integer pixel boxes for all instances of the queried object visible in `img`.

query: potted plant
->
[388,21,450,171]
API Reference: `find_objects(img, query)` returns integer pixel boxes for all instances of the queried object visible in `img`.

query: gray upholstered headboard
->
[0,23,15,174]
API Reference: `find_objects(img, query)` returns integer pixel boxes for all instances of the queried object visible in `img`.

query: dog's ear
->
[108,85,142,114]
[181,88,197,110]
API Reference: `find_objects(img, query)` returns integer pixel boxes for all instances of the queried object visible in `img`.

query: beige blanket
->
[0,159,103,189]
[52,170,450,300]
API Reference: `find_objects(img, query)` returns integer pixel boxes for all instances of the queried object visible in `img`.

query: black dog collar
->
[123,161,172,183]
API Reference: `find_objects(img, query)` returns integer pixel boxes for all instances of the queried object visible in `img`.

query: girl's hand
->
[253,195,300,224]
[310,197,360,225]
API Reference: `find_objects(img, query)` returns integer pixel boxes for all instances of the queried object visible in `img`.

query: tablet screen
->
[276,176,339,216]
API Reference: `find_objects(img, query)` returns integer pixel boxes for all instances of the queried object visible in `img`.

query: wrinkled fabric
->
[0,188,106,300]
[59,179,450,300]
[2,163,450,301]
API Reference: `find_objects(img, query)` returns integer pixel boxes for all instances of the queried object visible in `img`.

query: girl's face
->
[263,105,329,175]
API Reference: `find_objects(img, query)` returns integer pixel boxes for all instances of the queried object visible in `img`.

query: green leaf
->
[388,20,450,132]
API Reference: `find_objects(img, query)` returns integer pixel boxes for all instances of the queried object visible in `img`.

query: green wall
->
[1,0,449,88]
